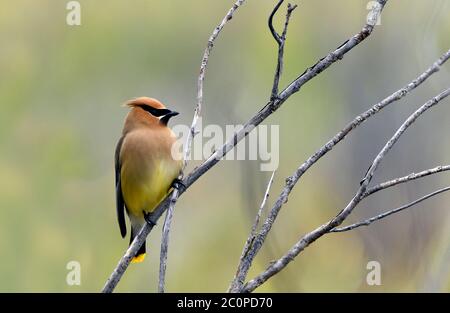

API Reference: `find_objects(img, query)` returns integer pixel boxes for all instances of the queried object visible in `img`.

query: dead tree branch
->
[230,47,450,293]
[102,0,387,293]
[242,87,450,292]
[230,10,450,295]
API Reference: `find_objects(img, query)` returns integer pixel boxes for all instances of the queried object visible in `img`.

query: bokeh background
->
[0,0,449,292]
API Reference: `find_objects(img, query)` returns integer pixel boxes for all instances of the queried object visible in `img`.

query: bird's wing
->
[115,136,127,238]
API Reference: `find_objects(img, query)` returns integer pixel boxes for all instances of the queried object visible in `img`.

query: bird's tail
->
[130,217,146,263]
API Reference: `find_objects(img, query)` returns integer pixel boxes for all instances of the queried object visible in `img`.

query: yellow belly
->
[121,159,178,217]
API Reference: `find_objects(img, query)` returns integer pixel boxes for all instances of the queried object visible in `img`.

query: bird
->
[115,97,183,263]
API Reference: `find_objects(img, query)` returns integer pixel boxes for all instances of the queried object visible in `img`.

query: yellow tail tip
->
[131,253,146,263]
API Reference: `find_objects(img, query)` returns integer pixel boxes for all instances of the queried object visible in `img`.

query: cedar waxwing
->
[115,97,182,263]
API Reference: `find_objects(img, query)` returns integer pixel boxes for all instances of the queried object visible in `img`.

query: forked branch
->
[269,0,298,100]
[331,186,450,232]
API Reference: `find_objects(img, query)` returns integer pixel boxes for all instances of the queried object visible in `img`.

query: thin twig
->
[229,171,276,292]
[102,0,387,293]
[331,186,450,232]
[280,4,297,41]
[364,165,450,198]
[251,171,276,245]
[268,0,284,44]
[158,0,247,293]
[269,1,298,100]
[242,87,450,292]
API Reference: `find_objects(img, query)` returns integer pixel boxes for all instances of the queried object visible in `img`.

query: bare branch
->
[229,1,395,293]
[102,0,387,293]
[159,0,247,293]
[364,165,450,198]
[229,171,276,292]
[230,47,450,292]
[269,1,298,100]
[331,186,450,233]
[242,87,450,292]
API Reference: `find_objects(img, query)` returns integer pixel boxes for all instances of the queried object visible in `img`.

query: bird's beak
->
[160,110,179,125]
[165,110,179,118]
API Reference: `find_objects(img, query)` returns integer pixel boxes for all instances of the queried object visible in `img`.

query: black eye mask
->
[138,105,172,117]
[138,105,179,125]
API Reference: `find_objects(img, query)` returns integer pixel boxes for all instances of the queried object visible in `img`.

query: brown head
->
[122,97,179,133]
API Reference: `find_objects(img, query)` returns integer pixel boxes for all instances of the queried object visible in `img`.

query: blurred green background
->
[0,0,449,292]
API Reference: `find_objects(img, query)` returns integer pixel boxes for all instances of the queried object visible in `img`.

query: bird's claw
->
[170,178,186,192]
[143,212,157,226]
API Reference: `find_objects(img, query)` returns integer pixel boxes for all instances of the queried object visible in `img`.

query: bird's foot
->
[170,178,186,193]
[143,212,157,226]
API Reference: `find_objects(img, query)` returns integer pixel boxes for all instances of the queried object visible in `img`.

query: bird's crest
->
[124,97,166,110]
